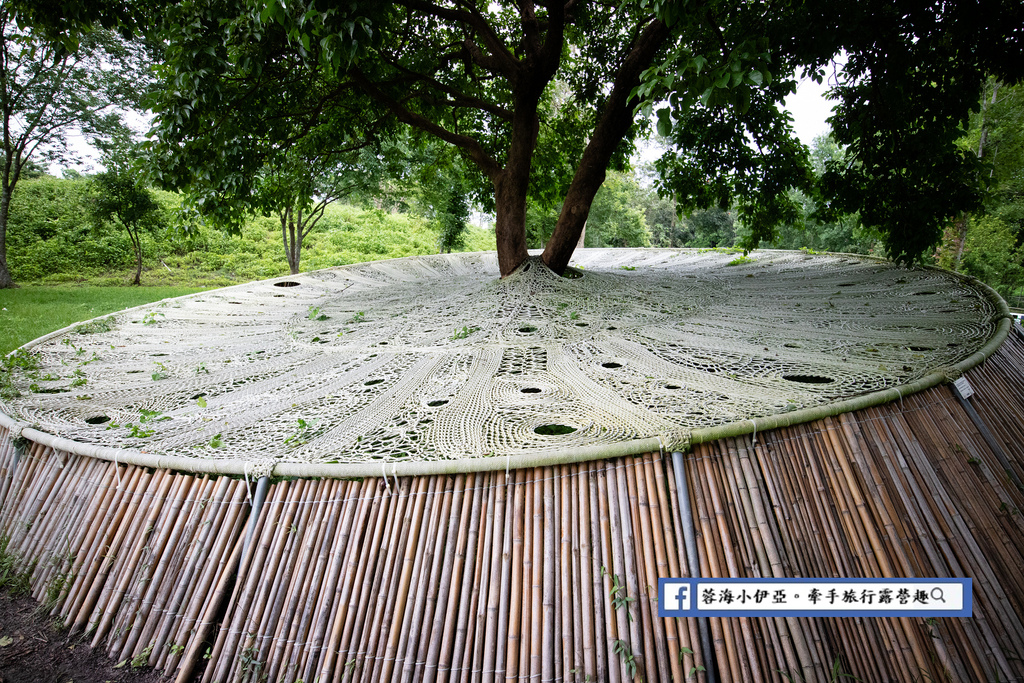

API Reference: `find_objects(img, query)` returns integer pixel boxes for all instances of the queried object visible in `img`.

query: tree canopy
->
[15,0,1024,277]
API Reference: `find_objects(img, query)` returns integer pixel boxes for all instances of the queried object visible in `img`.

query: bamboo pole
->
[585,462,611,683]
[381,475,430,683]
[331,478,386,680]
[102,469,183,654]
[365,477,413,682]
[465,473,496,683]
[446,472,484,681]
[161,478,246,674]
[299,478,353,680]
[481,469,509,683]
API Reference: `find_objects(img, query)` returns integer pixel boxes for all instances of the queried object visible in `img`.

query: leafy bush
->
[6,176,496,286]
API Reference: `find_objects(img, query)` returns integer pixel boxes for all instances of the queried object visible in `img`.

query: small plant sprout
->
[679,647,705,679]
[126,424,156,438]
[138,408,170,424]
[284,418,319,447]
[610,573,635,618]
[612,639,637,679]
[726,254,754,266]
[141,311,164,325]
[209,433,223,448]
[451,325,480,340]
[307,305,329,321]
[131,643,154,668]
[346,311,366,324]
[152,362,169,381]
[196,362,209,374]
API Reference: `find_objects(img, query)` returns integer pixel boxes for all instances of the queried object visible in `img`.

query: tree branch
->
[394,0,520,78]
[383,58,514,121]
[542,16,672,273]
[351,68,502,179]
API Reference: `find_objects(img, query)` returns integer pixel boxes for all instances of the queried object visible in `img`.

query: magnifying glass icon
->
[931,587,946,603]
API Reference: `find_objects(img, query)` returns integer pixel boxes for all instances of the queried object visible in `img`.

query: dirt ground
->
[0,591,170,683]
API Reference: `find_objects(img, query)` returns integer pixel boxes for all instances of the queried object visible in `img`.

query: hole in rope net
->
[519,326,537,333]
[522,263,531,272]
[273,294,285,298]
[85,415,110,424]
[908,345,933,352]
[784,343,802,348]
[127,370,143,374]
[561,268,583,279]
[151,353,169,357]
[274,281,301,288]
[838,283,856,287]
[229,301,243,305]
[521,387,542,394]
[665,384,681,390]
[783,374,835,384]
[575,322,588,327]
[190,393,206,400]
[602,361,622,369]
[427,399,448,407]
[607,326,617,331]
[33,387,68,394]
[913,291,936,296]
[365,379,384,386]
[534,424,577,435]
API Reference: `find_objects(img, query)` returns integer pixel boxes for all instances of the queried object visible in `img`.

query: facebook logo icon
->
[661,580,692,614]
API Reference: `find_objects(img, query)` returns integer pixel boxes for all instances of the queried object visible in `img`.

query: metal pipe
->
[951,387,1024,493]
[673,451,717,683]
[242,475,271,558]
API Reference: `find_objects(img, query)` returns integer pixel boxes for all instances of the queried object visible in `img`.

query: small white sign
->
[953,377,974,399]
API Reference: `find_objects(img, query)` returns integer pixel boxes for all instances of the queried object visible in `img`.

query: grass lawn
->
[0,285,214,355]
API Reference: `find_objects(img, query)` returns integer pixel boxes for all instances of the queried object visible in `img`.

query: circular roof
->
[0,249,1004,471]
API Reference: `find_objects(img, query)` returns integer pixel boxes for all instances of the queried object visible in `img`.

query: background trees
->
[88,142,161,287]
[0,7,150,287]
[138,0,1023,278]
[7,0,1024,289]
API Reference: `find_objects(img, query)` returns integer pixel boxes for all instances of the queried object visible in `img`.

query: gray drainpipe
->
[673,451,718,683]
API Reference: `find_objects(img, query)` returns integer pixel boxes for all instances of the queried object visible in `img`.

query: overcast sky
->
[785,76,835,147]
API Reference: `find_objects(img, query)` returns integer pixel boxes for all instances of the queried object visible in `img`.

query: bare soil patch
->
[0,591,169,683]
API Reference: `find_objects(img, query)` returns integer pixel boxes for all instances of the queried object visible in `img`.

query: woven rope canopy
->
[0,249,1008,475]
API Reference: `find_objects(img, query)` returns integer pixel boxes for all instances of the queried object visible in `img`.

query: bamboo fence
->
[0,333,1023,681]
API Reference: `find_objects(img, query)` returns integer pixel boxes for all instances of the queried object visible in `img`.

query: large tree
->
[0,7,150,287]
[20,0,1024,277]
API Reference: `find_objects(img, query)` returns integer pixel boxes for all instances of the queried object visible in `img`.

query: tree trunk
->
[129,226,142,285]
[0,185,15,288]
[493,85,547,277]
[281,207,300,275]
[542,19,669,275]
[493,169,531,276]
[951,214,969,271]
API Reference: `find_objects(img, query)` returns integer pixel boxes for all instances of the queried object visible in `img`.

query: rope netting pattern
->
[0,249,1001,466]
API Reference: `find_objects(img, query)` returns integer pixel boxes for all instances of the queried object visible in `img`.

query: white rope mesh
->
[0,249,1000,465]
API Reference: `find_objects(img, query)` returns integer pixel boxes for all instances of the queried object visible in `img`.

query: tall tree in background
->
[0,7,149,287]
[89,134,160,285]
[254,140,405,274]
[936,80,1024,299]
